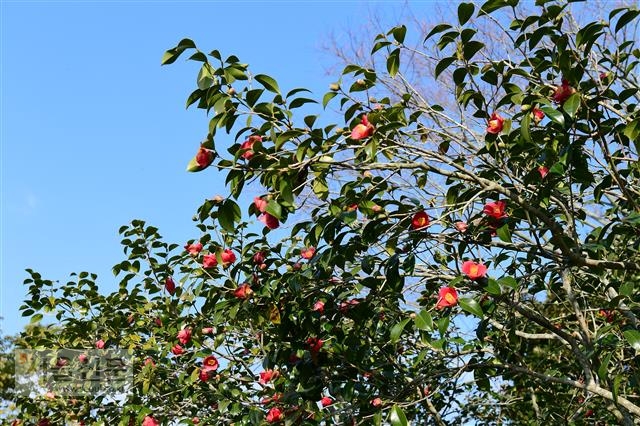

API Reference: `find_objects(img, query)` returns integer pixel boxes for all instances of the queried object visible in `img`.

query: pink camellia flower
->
[553,79,576,104]
[313,300,325,314]
[411,211,430,230]
[221,249,237,267]
[454,221,468,233]
[78,353,88,363]
[259,213,280,230]
[301,247,316,260]
[177,328,192,345]
[240,135,262,160]
[254,196,269,213]
[192,417,200,424]
[538,166,549,179]
[202,253,218,269]
[320,396,333,407]
[199,368,212,382]
[233,284,253,300]
[185,242,203,256]
[371,397,383,407]
[259,369,279,385]
[144,357,155,367]
[55,357,68,368]
[266,407,283,423]
[142,415,160,426]
[306,337,324,353]
[253,251,266,264]
[350,114,374,140]
[436,287,459,309]
[202,327,214,335]
[171,344,185,356]
[599,71,608,81]
[532,107,545,124]
[203,355,219,371]
[486,112,504,134]
[95,339,105,349]
[461,260,488,280]
[195,146,214,170]
[154,317,163,327]
[483,200,507,219]
[339,299,360,314]
[165,276,176,295]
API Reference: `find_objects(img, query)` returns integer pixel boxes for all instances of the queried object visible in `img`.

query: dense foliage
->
[7,1,640,424]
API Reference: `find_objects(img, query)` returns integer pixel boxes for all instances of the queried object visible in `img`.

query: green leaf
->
[424,24,452,42]
[218,199,241,233]
[186,156,204,172]
[435,56,456,79]
[265,201,283,220]
[496,224,512,243]
[463,41,484,60]
[562,93,580,118]
[458,2,475,25]
[389,405,408,426]
[485,279,502,296]
[161,38,196,65]
[254,74,280,94]
[520,110,531,143]
[289,97,317,109]
[323,91,338,108]
[615,9,640,33]
[540,106,565,127]
[387,48,400,77]
[498,276,518,289]
[390,318,411,344]
[624,330,640,353]
[391,25,407,44]
[414,310,433,331]
[197,65,214,90]
[619,281,634,297]
[459,298,484,318]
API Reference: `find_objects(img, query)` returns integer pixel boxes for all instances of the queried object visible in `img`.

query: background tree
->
[8,0,640,425]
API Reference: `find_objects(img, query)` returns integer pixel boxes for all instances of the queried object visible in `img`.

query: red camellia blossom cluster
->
[320,396,333,407]
[411,211,430,230]
[462,260,488,280]
[177,328,192,345]
[259,369,279,385]
[538,166,549,179]
[483,200,507,219]
[532,107,545,124]
[185,242,203,256]
[486,112,504,134]
[254,196,279,229]
[350,114,374,140]
[306,337,324,353]
[142,416,159,426]
[164,276,176,295]
[266,407,283,423]
[301,247,316,260]
[436,287,458,309]
[203,249,237,269]
[195,146,214,170]
[553,79,576,104]
[240,135,262,160]
[233,283,253,299]
[199,355,219,382]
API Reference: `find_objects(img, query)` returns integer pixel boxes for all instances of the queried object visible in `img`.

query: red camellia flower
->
[202,327,214,335]
[240,135,262,160]
[171,344,185,356]
[313,300,325,314]
[538,166,549,179]
[553,79,576,104]
[195,146,214,169]
[486,112,504,134]
[436,286,459,309]
[202,355,219,371]
[266,407,283,423]
[78,353,88,363]
[259,369,279,385]
[95,339,105,349]
[371,397,383,407]
[185,242,203,256]
[339,299,360,314]
[202,253,218,269]
[461,260,488,280]
[233,284,253,299]
[199,368,212,382]
[254,196,268,213]
[598,309,615,323]
[301,247,316,260]
[350,114,374,140]
[411,211,430,230]
[144,357,155,367]
[532,107,545,124]
[165,276,176,295]
[177,328,192,345]
[306,337,324,353]
[483,200,507,219]
[259,213,280,230]
[253,251,266,264]
[454,221,468,233]
[220,249,236,267]
[142,415,159,426]
[320,396,333,407]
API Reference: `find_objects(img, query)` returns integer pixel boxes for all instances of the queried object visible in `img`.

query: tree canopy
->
[6,1,640,425]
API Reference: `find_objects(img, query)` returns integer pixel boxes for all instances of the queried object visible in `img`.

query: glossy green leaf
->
[424,24,452,42]
[562,93,580,118]
[254,74,280,94]
[414,310,433,331]
[458,2,475,25]
[496,224,512,243]
[387,48,400,77]
[389,405,409,426]
[391,25,407,44]
[161,38,196,65]
[540,106,565,127]
[390,318,411,344]
[459,298,484,318]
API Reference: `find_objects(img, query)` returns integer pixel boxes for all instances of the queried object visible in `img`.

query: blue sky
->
[1,1,426,336]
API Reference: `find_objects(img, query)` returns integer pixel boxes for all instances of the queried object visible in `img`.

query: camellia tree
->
[9,0,640,424]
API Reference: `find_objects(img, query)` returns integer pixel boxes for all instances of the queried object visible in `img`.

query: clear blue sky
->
[1,1,428,336]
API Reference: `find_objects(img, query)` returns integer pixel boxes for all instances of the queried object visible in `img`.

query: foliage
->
[7,1,640,424]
